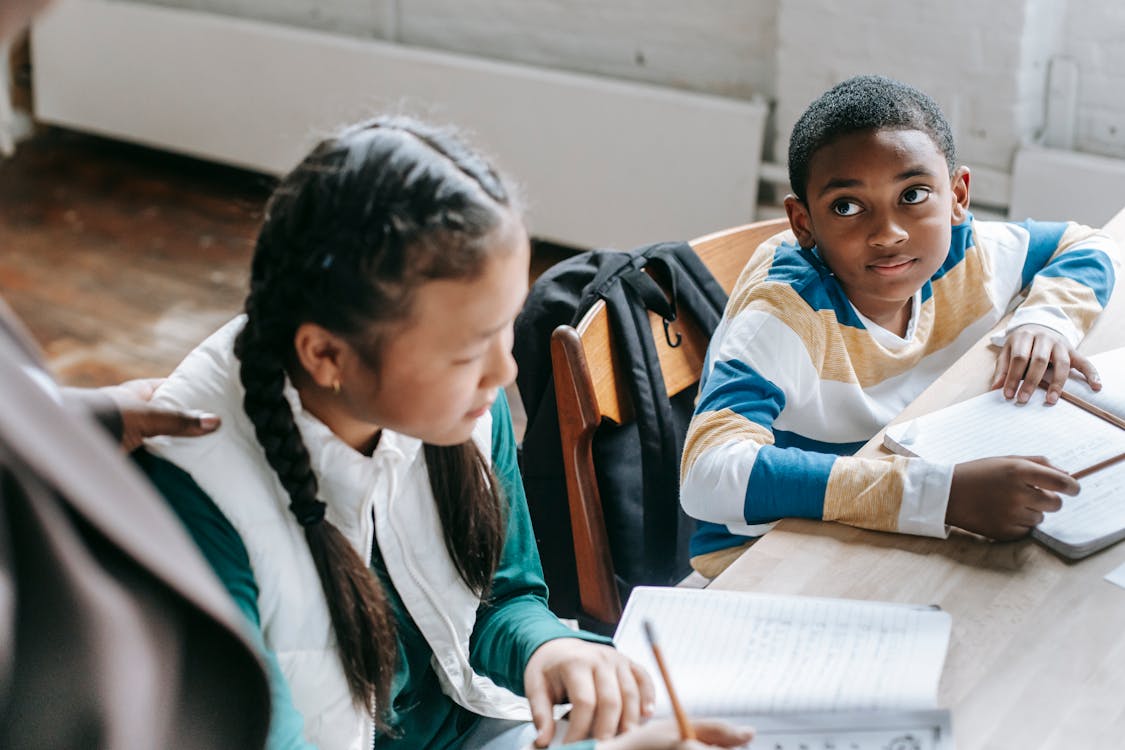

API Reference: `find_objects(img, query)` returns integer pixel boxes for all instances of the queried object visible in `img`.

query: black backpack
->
[514,241,728,626]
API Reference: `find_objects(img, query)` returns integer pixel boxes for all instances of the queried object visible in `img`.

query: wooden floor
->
[0,128,572,398]
[0,128,272,386]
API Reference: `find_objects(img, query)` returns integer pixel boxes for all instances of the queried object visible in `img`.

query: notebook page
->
[885,389,1125,473]
[1067,346,1125,421]
[1037,459,1125,545]
[614,587,951,717]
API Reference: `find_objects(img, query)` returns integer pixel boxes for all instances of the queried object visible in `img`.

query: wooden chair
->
[550,217,791,625]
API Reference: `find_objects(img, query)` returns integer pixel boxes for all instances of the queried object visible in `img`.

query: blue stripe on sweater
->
[930,219,973,283]
[743,444,836,524]
[766,242,867,329]
[689,521,759,557]
[773,429,868,456]
[1016,219,1069,289]
[1037,246,1116,307]
[697,359,786,428]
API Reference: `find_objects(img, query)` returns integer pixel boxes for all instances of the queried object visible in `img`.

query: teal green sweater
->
[138,393,602,750]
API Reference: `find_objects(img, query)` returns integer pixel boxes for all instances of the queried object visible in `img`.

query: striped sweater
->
[680,216,1119,556]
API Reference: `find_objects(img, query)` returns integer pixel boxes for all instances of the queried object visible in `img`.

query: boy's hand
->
[991,323,1101,405]
[525,638,655,747]
[947,456,1079,539]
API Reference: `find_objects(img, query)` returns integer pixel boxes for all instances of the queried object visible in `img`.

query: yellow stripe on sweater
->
[822,455,912,532]
[681,408,774,478]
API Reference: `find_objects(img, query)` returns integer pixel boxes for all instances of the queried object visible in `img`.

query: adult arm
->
[65,379,220,451]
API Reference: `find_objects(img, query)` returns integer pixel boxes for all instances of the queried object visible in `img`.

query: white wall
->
[775,0,1042,176]
[139,0,779,101]
[1059,0,1125,159]
[112,0,1125,205]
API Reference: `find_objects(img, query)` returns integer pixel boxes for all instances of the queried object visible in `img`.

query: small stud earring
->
[332,380,341,395]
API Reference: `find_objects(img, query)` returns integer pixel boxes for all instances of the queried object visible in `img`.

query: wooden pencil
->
[1072,450,1125,480]
[642,619,695,741]
[1036,379,1125,478]
[1056,388,1125,431]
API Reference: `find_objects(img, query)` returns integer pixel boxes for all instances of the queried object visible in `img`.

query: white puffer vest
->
[146,318,531,750]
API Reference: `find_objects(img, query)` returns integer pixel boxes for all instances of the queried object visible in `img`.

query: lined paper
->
[1036,460,1125,545]
[614,587,951,717]
[884,348,1125,553]
[885,389,1125,474]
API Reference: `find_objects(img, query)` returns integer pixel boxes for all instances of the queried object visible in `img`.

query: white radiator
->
[31,0,767,250]
[1010,146,1125,227]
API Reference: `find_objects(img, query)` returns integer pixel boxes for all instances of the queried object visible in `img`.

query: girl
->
[140,117,751,750]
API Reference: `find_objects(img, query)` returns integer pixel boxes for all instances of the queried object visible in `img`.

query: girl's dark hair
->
[233,117,513,730]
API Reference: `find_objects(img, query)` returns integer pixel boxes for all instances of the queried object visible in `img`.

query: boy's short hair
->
[788,75,956,202]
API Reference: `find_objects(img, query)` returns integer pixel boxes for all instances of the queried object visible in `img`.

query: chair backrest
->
[549,217,790,624]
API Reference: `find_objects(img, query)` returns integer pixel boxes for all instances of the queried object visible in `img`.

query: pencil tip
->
[642,619,656,647]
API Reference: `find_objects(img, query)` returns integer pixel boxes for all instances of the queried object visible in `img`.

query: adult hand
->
[525,638,655,747]
[991,323,1100,405]
[103,378,220,452]
[598,719,754,750]
[947,455,1078,539]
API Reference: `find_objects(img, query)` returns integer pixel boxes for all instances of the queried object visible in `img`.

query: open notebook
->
[884,346,1125,559]
[610,587,953,749]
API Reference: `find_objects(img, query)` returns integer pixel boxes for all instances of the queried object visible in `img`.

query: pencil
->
[1056,388,1125,431]
[642,619,695,741]
[1036,380,1125,479]
[1073,450,1125,480]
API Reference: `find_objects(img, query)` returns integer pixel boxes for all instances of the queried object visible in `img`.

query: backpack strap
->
[597,241,729,588]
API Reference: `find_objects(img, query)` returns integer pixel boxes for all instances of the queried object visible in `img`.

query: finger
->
[141,409,221,439]
[1012,506,1046,528]
[525,670,556,748]
[691,720,756,748]
[562,669,598,744]
[1002,334,1032,399]
[1017,339,1052,404]
[1025,488,1064,513]
[615,661,642,733]
[1015,458,1080,495]
[991,346,1012,390]
[631,661,657,718]
[1039,346,1070,405]
[1071,350,1102,391]
[590,663,623,740]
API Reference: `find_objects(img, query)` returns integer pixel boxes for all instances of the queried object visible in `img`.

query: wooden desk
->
[710,208,1125,750]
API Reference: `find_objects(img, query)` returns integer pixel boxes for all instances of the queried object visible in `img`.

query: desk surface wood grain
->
[710,207,1125,750]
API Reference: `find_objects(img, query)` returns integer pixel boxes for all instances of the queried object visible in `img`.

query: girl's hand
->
[598,719,754,750]
[991,323,1101,405]
[524,638,655,747]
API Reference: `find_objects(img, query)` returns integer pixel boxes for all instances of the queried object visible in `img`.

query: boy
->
[680,75,1120,578]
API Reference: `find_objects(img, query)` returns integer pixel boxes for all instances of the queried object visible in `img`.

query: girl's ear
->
[784,194,816,249]
[950,166,971,224]
[293,323,348,390]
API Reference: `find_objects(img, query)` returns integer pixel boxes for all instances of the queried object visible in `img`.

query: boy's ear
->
[950,166,971,224]
[784,194,817,249]
[293,323,348,390]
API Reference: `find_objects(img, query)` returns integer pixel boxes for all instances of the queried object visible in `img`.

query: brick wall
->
[129,0,1125,178]
[1059,0,1125,158]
